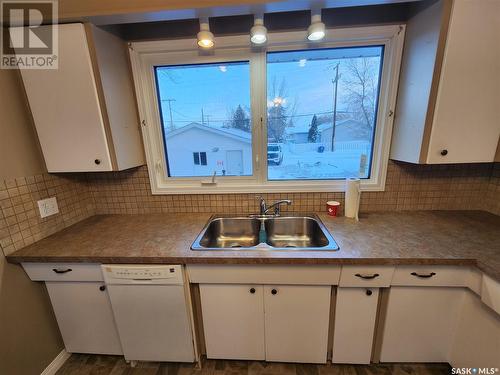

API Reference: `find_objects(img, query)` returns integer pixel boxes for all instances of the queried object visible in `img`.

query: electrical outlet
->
[37,197,59,218]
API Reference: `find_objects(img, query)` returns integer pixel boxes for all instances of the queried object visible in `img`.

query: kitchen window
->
[130,26,404,193]
[155,62,252,177]
[266,46,383,180]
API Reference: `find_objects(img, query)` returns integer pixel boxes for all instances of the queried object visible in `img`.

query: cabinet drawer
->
[22,263,103,282]
[391,266,471,287]
[188,265,341,285]
[339,266,395,287]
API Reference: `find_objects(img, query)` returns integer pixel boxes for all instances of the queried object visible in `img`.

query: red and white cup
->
[326,201,341,217]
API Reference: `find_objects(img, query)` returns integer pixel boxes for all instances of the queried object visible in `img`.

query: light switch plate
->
[37,197,59,218]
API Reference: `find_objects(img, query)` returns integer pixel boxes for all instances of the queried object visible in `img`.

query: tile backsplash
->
[86,161,496,215]
[1,161,498,255]
[0,174,94,255]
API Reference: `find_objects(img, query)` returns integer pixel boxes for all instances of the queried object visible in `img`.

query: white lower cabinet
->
[380,286,465,363]
[332,287,380,364]
[46,281,122,355]
[199,284,331,363]
[450,290,500,368]
[264,285,331,363]
[200,284,265,360]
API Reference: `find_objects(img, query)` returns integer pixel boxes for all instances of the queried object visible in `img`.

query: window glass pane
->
[200,152,207,166]
[266,46,383,180]
[155,61,252,177]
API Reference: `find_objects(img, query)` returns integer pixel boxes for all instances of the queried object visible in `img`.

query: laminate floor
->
[56,355,452,375]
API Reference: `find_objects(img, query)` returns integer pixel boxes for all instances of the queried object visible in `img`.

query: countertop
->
[6,211,500,281]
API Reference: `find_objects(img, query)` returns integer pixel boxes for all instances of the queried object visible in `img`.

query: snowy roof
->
[166,122,251,143]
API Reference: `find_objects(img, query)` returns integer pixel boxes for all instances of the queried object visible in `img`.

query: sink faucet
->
[257,196,292,216]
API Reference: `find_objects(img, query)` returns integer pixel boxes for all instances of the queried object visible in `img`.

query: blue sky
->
[155,46,383,130]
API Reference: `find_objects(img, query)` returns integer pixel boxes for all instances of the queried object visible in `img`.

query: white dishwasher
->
[102,265,195,362]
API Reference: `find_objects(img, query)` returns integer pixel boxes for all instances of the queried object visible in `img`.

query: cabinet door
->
[199,284,265,360]
[450,290,500,368]
[264,285,330,364]
[46,281,122,355]
[332,287,379,364]
[427,0,500,163]
[380,286,464,362]
[18,23,113,172]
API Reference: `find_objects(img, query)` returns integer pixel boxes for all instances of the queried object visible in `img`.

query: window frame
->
[129,25,405,194]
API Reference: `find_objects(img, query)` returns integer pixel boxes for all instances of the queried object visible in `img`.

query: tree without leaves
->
[308,115,319,143]
[342,58,379,128]
[267,77,296,142]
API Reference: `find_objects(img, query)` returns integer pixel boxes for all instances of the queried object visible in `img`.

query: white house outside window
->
[130,26,405,194]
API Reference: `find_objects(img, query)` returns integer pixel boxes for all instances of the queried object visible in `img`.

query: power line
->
[161,98,176,131]
[161,110,339,124]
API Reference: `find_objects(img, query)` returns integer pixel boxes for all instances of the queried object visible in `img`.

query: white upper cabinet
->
[390,0,500,164]
[18,23,144,172]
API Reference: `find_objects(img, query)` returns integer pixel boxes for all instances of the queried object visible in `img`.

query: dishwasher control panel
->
[102,265,184,284]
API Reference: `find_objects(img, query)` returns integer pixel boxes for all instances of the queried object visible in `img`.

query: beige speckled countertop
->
[6,211,500,281]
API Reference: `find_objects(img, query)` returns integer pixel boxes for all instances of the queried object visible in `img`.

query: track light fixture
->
[197,17,214,48]
[307,9,325,41]
[250,15,267,45]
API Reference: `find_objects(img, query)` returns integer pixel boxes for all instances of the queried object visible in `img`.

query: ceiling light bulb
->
[250,16,267,45]
[197,18,214,48]
[307,12,325,41]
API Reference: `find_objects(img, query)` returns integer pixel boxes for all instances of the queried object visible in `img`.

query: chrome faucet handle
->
[256,195,267,215]
[266,199,292,216]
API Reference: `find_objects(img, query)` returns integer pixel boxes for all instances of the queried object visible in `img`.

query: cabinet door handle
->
[99,285,106,291]
[249,288,256,294]
[355,273,379,279]
[271,289,278,295]
[411,272,436,278]
[52,268,72,274]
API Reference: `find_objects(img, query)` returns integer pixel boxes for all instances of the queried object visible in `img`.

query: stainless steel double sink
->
[191,214,339,251]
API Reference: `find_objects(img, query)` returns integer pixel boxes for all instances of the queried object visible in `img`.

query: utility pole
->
[205,115,210,127]
[162,98,176,131]
[331,63,340,152]
[201,108,205,125]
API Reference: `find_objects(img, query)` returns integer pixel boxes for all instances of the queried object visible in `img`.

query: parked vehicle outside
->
[267,143,283,165]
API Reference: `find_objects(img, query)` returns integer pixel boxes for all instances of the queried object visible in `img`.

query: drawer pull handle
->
[355,273,380,280]
[52,268,72,274]
[411,272,436,278]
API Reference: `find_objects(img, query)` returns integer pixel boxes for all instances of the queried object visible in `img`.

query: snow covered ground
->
[268,143,371,180]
